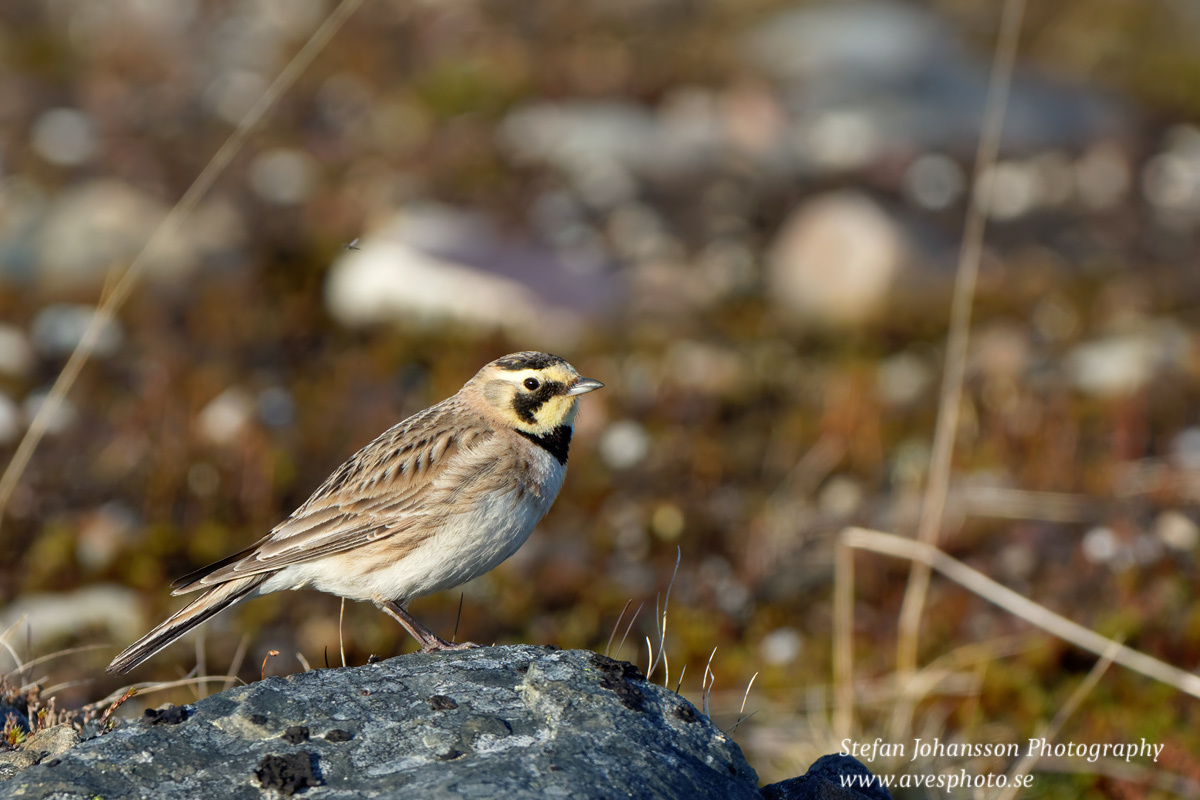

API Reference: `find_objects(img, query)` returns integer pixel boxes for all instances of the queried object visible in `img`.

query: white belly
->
[363,485,551,601]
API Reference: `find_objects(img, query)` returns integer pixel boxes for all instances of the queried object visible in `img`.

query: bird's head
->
[469,351,603,436]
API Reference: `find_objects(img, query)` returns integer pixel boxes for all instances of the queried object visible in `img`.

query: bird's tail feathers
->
[106,575,269,675]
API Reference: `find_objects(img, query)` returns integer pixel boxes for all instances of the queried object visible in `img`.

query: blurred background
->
[3,0,1200,794]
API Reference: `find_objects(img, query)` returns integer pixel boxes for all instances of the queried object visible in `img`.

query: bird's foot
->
[375,598,482,654]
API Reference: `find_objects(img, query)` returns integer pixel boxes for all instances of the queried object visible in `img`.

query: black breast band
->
[517,425,572,465]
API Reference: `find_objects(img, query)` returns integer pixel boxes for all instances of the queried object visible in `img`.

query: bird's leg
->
[375,598,480,652]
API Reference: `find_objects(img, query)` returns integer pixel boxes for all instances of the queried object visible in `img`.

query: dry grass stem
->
[961,487,1093,523]
[702,646,718,718]
[89,675,245,710]
[846,526,1200,699]
[224,635,250,692]
[996,638,1121,800]
[453,593,465,645]
[774,432,845,502]
[339,597,347,668]
[614,601,644,661]
[888,635,1035,739]
[10,645,109,680]
[194,635,207,701]
[896,0,1028,679]
[0,617,27,669]
[648,547,681,683]
[833,535,854,740]
[604,599,633,658]
[728,672,759,734]
[37,678,94,699]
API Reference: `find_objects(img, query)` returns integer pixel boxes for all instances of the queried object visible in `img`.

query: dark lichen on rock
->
[255,751,319,796]
[588,652,648,711]
[281,725,309,744]
[142,705,187,726]
[427,694,458,711]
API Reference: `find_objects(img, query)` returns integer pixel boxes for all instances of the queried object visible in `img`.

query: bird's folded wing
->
[172,404,498,593]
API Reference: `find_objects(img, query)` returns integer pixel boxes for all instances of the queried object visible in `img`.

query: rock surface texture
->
[0,646,887,799]
[2,647,748,799]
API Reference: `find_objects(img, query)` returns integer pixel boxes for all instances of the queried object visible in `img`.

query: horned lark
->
[107,351,603,674]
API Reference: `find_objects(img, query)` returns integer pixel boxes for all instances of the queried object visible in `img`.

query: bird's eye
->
[523,377,540,391]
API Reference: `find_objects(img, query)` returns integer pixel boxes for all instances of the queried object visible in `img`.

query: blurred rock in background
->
[325,202,621,345]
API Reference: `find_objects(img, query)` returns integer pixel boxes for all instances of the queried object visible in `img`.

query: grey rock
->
[30,304,123,359]
[0,585,147,652]
[0,751,37,784]
[499,100,721,185]
[324,203,621,345]
[0,646,761,799]
[767,191,908,329]
[742,0,1131,161]
[742,0,954,84]
[0,725,81,783]
[1064,320,1191,397]
[35,180,201,287]
[766,191,955,330]
[22,726,81,761]
[761,754,892,800]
